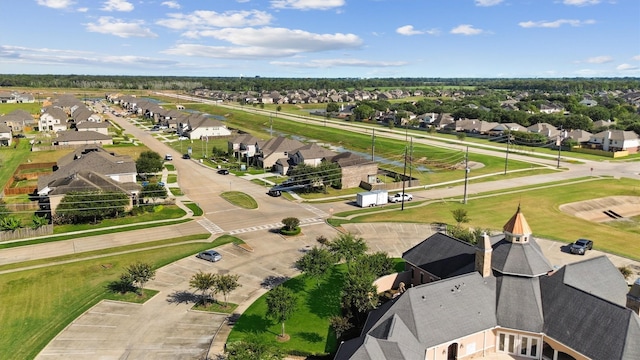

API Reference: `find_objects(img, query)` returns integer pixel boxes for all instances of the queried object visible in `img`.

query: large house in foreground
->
[336,207,640,360]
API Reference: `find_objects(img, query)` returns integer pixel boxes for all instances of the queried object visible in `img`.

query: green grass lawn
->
[220,191,258,209]
[53,204,186,233]
[0,234,235,360]
[227,268,345,356]
[333,177,640,260]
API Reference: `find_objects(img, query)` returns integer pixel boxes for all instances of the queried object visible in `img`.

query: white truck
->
[357,190,389,207]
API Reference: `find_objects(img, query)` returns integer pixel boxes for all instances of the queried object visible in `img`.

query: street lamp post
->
[504,132,510,175]
[463,147,470,204]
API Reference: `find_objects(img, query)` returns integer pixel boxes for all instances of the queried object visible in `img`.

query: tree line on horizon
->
[0,74,639,93]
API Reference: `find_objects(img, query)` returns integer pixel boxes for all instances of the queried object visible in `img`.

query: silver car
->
[196,250,222,262]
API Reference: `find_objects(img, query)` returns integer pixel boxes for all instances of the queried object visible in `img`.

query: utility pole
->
[504,132,510,175]
[409,137,413,181]
[371,129,375,161]
[401,145,408,211]
[463,147,469,204]
[270,114,273,137]
[556,128,563,169]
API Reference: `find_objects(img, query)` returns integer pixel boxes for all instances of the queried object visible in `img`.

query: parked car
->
[388,193,413,203]
[267,189,282,197]
[178,136,189,141]
[570,238,594,255]
[196,250,222,262]
[164,154,173,161]
[182,154,191,159]
[217,169,230,175]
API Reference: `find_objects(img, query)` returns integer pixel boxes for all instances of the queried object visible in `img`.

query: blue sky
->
[1,0,639,78]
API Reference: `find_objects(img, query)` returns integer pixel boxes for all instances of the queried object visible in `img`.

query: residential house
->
[274,143,337,176]
[565,129,592,144]
[527,123,559,138]
[336,207,640,360]
[1,109,34,132]
[37,145,140,214]
[256,136,305,169]
[539,102,564,114]
[593,119,614,129]
[228,133,260,161]
[432,113,455,130]
[76,121,109,135]
[587,130,640,153]
[39,106,69,132]
[54,130,113,146]
[579,98,598,107]
[179,115,231,140]
[0,123,12,146]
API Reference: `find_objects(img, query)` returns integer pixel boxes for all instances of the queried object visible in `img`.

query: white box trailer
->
[357,190,388,207]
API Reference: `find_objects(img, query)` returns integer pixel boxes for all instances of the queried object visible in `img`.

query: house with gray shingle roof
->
[37,145,140,214]
[76,121,109,135]
[39,106,69,132]
[587,130,640,153]
[336,207,640,360]
[179,115,231,140]
[256,136,305,169]
[0,123,12,146]
[54,130,113,146]
[1,109,34,132]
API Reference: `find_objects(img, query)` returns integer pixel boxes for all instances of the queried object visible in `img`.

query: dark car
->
[570,238,594,255]
[267,189,282,197]
[182,153,191,159]
[196,250,222,262]
[217,169,229,175]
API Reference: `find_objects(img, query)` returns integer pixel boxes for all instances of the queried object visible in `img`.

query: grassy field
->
[220,191,258,209]
[227,268,344,356]
[0,233,233,360]
[332,177,640,260]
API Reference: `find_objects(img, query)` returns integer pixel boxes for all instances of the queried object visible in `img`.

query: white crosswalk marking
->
[227,217,325,235]
[197,218,224,234]
[299,204,329,218]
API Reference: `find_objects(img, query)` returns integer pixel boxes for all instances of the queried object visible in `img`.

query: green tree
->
[326,102,339,113]
[328,233,368,270]
[125,262,156,295]
[295,246,335,287]
[56,191,130,224]
[353,104,374,121]
[214,273,241,307]
[189,271,216,306]
[136,151,164,178]
[281,217,300,231]
[341,267,377,324]
[140,183,168,204]
[451,208,470,229]
[356,252,394,278]
[226,335,285,360]
[266,285,297,339]
[330,315,353,340]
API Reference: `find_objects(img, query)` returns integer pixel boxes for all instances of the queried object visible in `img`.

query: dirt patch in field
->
[559,196,640,222]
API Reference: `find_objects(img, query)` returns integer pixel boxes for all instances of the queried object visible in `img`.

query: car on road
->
[182,153,191,159]
[164,154,173,161]
[196,250,222,262]
[570,238,594,255]
[267,189,282,197]
[388,193,413,203]
[217,169,230,175]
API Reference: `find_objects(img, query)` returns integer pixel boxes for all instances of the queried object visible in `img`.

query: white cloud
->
[163,27,362,59]
[157,10,272,30]
[85,17,157,38]
[161,1,181,9]
[450,24,484,35]
[77,7,89,12]
[396,25,423,36]
[475,0,503,6]
[632,55,640,61]
[585,55,613,64]
[0,45,176,68]
[271,58,407,68]
[36,0,75,9]
[563,0,600,6]
[270,0,345,10]
[617,63,638,71]
[101,0,134,12]
[518,19,596,28]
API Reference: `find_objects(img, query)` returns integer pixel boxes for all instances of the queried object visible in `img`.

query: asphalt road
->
[8,99,638,359]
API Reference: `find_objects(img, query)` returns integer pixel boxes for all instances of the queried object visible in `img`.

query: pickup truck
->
[388,193,413,203]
